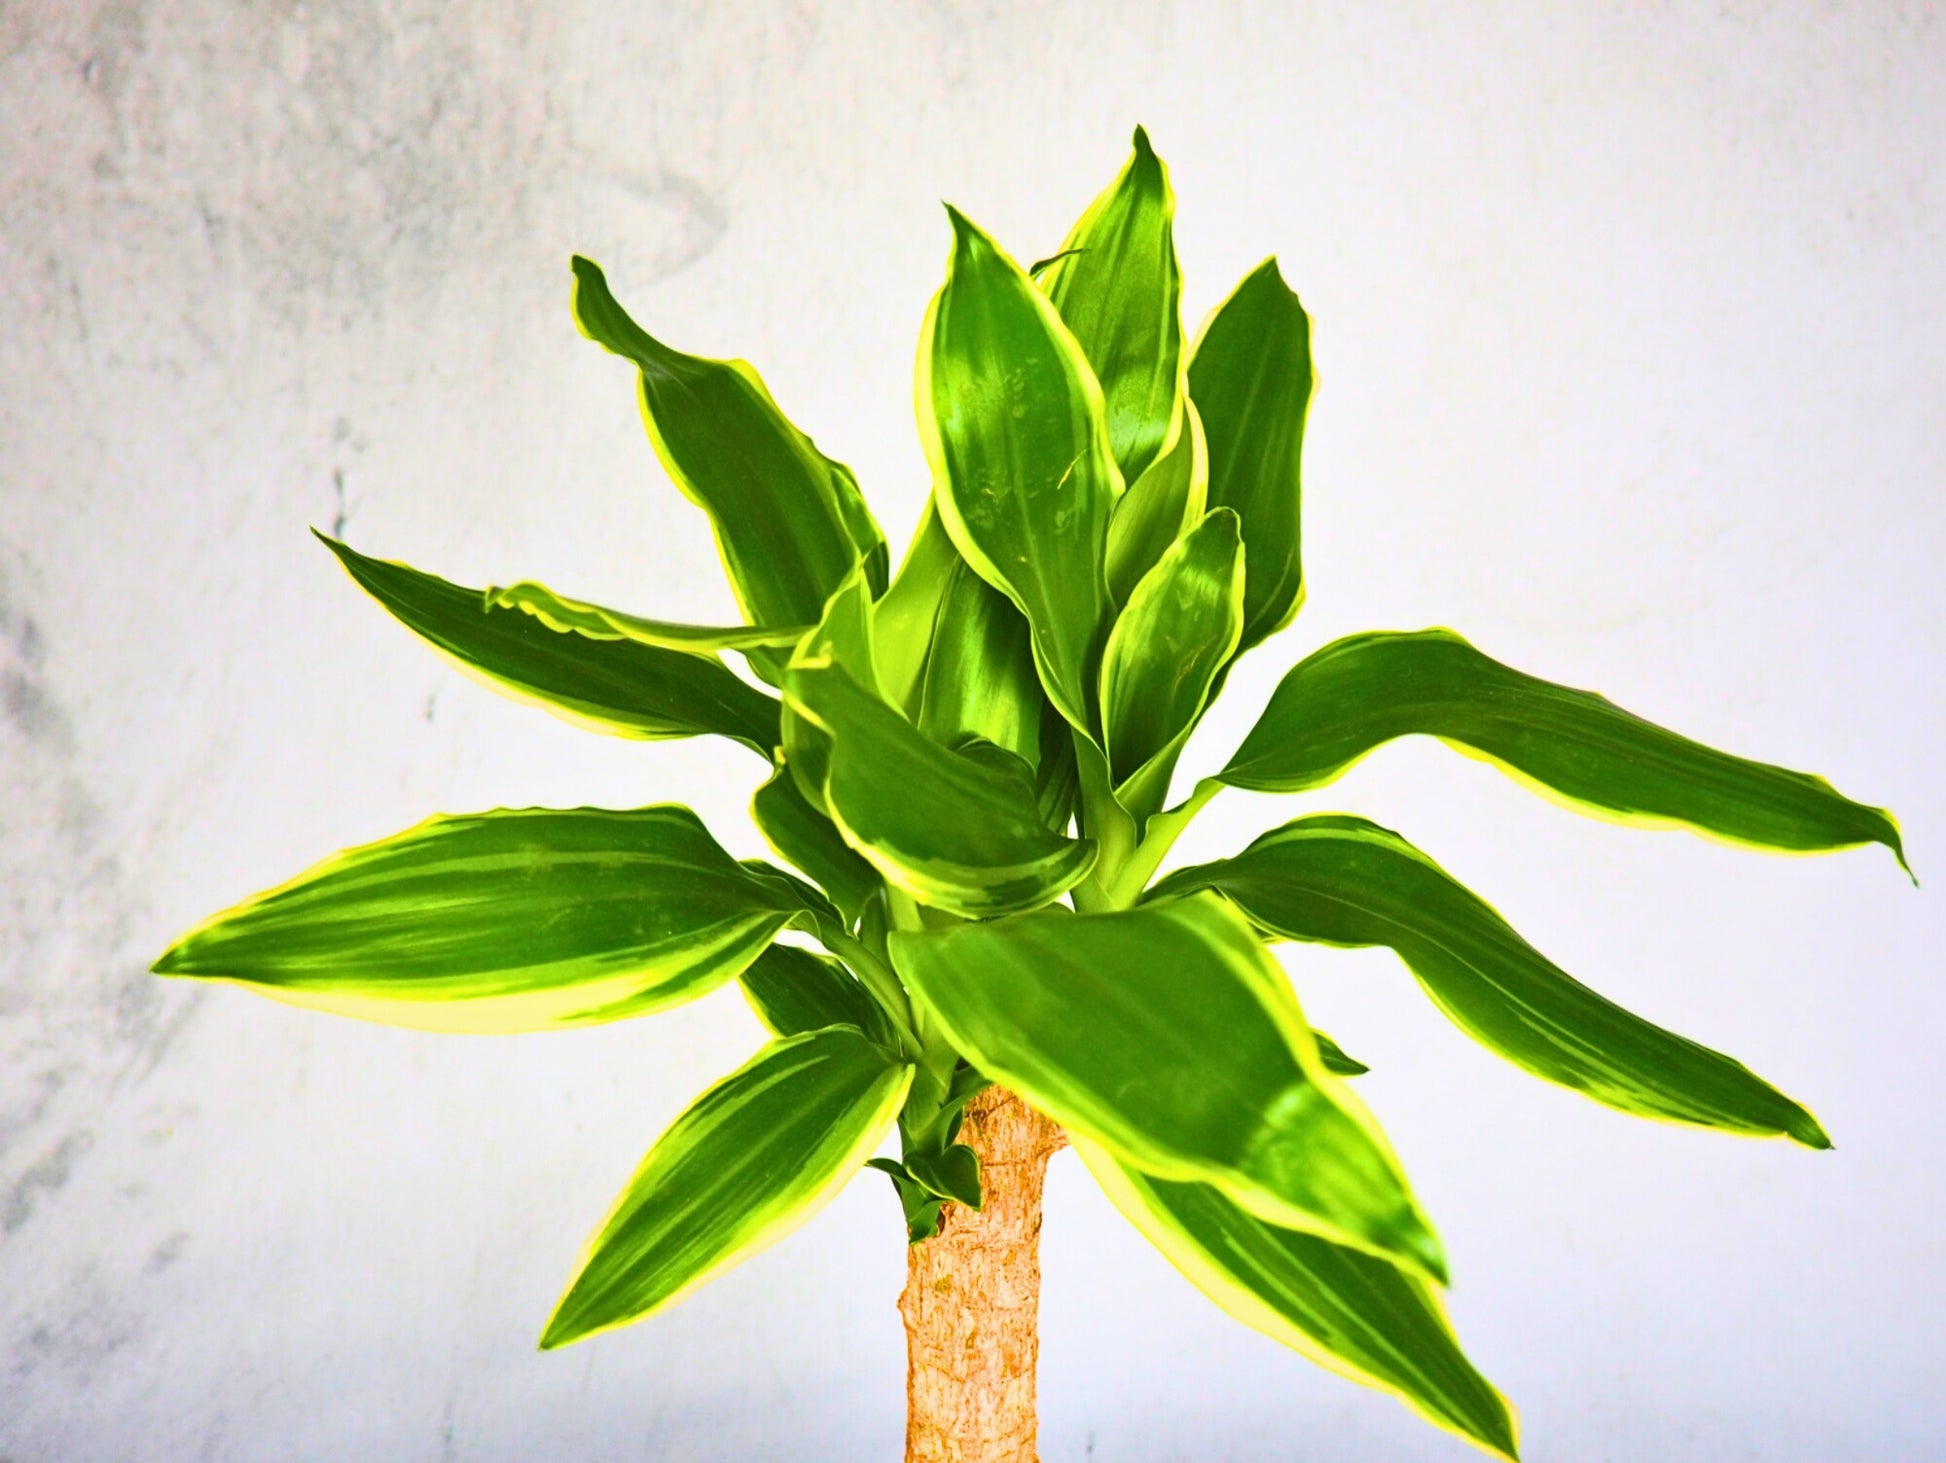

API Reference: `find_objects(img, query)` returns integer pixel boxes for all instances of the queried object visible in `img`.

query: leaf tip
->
[1201,504,1244,545]
[1131,122,1155,157]
[1404,1224,1450,1288]
[537,1294,591,1352]
[1884,826,1916,886]
[1789,1111,1834,1151]
[310,525,351,559]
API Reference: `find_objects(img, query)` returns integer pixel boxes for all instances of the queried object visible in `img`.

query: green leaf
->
[1035,703,1082,834]
[917,207,1119,736]
[872,499,962,716]
[541,1027,911,1347]
[1100,508,1245,822]
[154,806,802,1033]
[785,661,1097,918]
[1154,816,1830,1147]
[1026,247,1086,278]
[486,579,806,654]
[1076,1139,1517,1461]
[1105,396,1208,607]
[904,1143,983,1209]
[318,534,780,757]
[1041,125,1184,484]
[865,1158,949,1243]
[782,563,881,815]
[737,942,893,1048]
[1220,629,1906,869]
[888,892,1444,1278]
[915,555,1048,771]
[1189,258,1313,651]
[750,766,879,928]
[738,858,850,951]
[1312,1029,1369,1077]
[569,255,888,625]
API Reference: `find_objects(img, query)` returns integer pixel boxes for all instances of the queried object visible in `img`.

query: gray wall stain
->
[0,3,750,1445]
[1,1129,95,1235]
[0,547,201,1417]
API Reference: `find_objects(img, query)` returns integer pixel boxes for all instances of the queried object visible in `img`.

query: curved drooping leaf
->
[487,580,806,654]
[1189,258,1313,651]
[915,555,1047,770]
[1106,396,1208,606]
[1153,815,1830,1147]
[873,500,962,716]
[737,942,894,1048]
[1076,1139,1517,1461]
[917,207,1119,735]
[751,766,878,928]
[1040,125,1184,484]
[541,1027,911,1347]
[318,535,780,757]
[785,661,1096,918]
[782,563,881,815]
[1220,629,1906,868]
[888,892,1444,1278]
[570,256,888,625]
[739,858,850,952]
[153,806,802,1033]
[1100,508,1245,821]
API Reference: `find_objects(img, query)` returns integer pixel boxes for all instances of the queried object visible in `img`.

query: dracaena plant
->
[156,129,1905,1462]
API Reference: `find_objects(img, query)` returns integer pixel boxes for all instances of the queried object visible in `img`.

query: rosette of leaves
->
[156,127,1905,1458]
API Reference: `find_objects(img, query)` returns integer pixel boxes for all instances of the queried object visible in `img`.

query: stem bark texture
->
[900,1086,1064,1463]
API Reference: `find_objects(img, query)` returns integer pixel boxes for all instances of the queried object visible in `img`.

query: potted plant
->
[156,129,1903,1461]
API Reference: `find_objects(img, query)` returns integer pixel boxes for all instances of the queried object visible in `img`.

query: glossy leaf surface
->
[1041,125,1184,483]
[542,1027,911,1346]
[1221,629,1905,866]
[487,579,804,653]
[1189,259,1313,650]
[737,942,893,1047]
[873,499,962,716]
[1100,508,1245,820]
[570,256,887,625]
[782,564,880,815]
[1105,396,1208,606]
[319,535,780,756]
[786,662,1096,918]
[1078,1140,1517,1460]
[888,893,1443,1276]
[1155,815,1829,1146]
[154,806,800,1032]
[915,555,1047,770]
[918,208,1118,734]
[750,766,879,928]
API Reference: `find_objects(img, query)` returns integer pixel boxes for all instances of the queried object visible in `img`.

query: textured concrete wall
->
[3,3,1942,1458]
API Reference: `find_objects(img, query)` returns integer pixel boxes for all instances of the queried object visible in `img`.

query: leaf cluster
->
[156,128,1905,1457]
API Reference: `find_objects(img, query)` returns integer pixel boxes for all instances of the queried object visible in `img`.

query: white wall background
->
[3,3,1942,1458]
